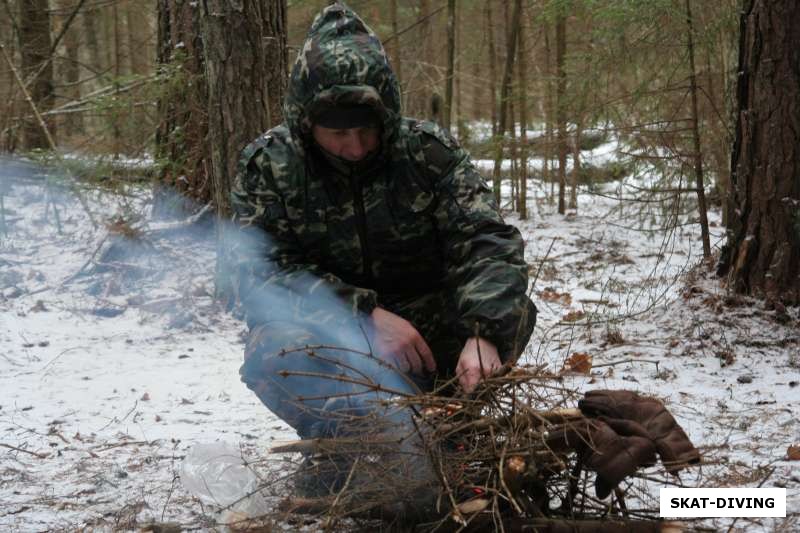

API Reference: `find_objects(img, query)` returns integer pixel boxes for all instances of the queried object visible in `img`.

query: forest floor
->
[1,156,798,532]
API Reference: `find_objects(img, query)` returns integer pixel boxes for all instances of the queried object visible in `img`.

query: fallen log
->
[278,496,681,533]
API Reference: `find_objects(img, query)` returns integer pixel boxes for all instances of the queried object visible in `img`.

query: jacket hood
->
[283,3,402,149]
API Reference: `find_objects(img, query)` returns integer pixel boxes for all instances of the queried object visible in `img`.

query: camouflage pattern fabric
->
[231,4,537,426]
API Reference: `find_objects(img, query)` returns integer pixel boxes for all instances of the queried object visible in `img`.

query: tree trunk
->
[0,6,17,150]
[443,0,455,131]
[18,0,55,149]
[543,23,554,204]
[453,2,461,138]
[200,0,287,217]
[81,7,102,70]
[486,2,497,137]
[389,0,402,87]
[555,12,567,214]
[516,3,528,220]
[491,0,522,206]
[419,0,435,121]
[111,2,122,157]
[569,120,581,210]
[718,0,800,304]
[199,0,287,303]
[685,0,711,258]
[126,0,151,77]
[154,0,209,211]
[58,0,84,137]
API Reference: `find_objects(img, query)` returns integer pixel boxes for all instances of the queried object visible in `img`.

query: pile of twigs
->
[266,361,686,532]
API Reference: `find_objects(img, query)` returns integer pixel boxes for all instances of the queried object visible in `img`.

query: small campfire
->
[265,359,700,532]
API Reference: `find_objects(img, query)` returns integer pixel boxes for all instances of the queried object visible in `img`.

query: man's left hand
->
[456,337,501,393]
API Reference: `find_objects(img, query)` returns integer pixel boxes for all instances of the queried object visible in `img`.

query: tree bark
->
[555,12,567,214]
[154,0,209,210]
[126,0,151,77]
[569,120,581,210]
[543,23,554,204]
[199,0,287,217]
[419,0,436,121]
[389,0,402,87]
[443,0,455,131]
[516,2,528,220]
[199,0,287,303]
[491,0,522,206]
[57,0,84,136]
[18,0,55,149]
[685,0,711,259]
[718,0,800,304]
[486,2,497,137]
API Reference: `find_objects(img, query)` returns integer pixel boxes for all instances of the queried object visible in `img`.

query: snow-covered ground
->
[1,155,798,531]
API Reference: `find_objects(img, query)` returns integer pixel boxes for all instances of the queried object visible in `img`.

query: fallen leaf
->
[562,310,586,322]
[717,350,735,366]
[561,352,592,375]
[788,445,800,461]
[539,288,572,306]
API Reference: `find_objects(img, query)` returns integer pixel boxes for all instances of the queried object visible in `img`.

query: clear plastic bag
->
[180,441,269,517]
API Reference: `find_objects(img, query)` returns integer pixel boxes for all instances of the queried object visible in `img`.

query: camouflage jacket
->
[230,4,536,361]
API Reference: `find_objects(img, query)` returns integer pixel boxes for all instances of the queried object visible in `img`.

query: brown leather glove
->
[545,419,656,499]
[579,390,700,473]
[577,419,657,499]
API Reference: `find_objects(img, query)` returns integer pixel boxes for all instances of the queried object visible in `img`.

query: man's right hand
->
[369,307,436,375]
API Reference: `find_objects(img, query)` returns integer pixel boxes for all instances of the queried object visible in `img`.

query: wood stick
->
[436,407,582,434]
[0,442,49,459]
[269,435,402,455]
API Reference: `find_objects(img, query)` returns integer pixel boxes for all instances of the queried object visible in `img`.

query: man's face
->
[312,125,380,162]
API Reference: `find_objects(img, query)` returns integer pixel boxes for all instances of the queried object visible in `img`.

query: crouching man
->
[230,4,536,445]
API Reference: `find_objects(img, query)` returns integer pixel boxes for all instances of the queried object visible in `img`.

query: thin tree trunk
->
[126,1,150,77]
[81,7,103,85]
[509,97,517,211]
[543,23,554,204]
[569,120,581,209]
[454,0,461,137]
[0,5,18,150]
[112,2,122,157]
[486,2,497,137]
[517,4,528,220]
[685,0,711,258]
[18,0,55,149]
[389,0,402,87]
[58,0,83,136]
[491,0,523,206]
[444,0,455,131]
[555,12,567,214]
[419,0,435,121]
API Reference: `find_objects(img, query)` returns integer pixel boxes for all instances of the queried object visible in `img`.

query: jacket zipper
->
[350,174,374,285]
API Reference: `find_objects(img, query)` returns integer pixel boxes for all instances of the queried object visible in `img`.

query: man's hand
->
[370,308,436,375]
[456,337,501,393]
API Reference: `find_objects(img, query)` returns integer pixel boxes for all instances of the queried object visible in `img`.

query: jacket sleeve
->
[229,143,378,331]
[427,136,537,362]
